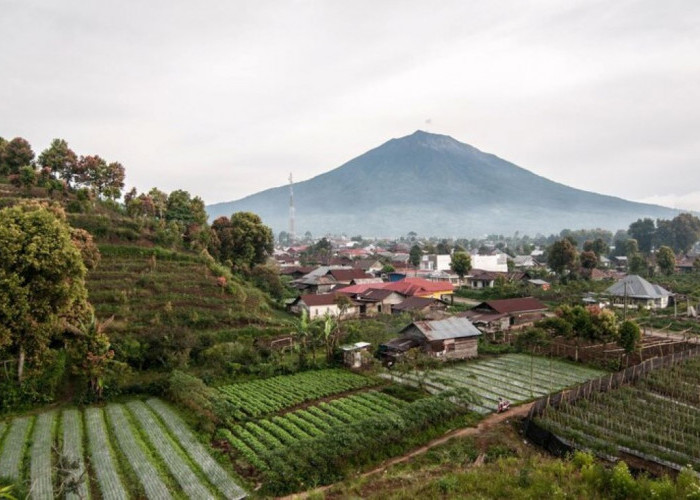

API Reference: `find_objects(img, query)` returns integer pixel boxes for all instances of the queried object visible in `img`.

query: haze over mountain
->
[207,131,680,237]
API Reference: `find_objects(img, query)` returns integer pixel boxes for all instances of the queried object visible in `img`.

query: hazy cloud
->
[1,0,699,209]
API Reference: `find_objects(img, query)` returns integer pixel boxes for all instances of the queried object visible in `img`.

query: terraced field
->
[534,355,700,471]
[220,390,408,470]
[217,368,381,419]
[0,399,246,499]
[381,353,606,414]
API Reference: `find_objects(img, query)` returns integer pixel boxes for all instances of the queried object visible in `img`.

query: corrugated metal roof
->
[410,317,482,341]
[606,275,671,299]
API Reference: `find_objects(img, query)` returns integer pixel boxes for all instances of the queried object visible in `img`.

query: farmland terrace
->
[0,398,246,499]
[532,354,700,473]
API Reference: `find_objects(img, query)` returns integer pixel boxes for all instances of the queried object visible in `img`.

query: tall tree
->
[102,162,126,200]
[37,139,78,186]
[670,213,700,254]
[0,202,90,382]
[580,250,598,272]
[75,155,107,192]
[450,252,472,281]
[166,190,207,226]
[409,244,422,268]
[656,246,676,275]
[2,137,34,175]
[211,212,274,271]
[547,238,578,275]
[628,218,655,254]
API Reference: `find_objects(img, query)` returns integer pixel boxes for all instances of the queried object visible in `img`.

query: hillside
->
[207,131,680,237]
[0,180,289,379]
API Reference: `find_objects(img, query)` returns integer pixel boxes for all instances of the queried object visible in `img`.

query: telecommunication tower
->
[288,173,295,243]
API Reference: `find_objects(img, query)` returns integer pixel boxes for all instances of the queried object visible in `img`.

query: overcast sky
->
[2,0,699,211]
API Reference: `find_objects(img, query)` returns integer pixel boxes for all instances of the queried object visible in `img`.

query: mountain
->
[207,131,680,237]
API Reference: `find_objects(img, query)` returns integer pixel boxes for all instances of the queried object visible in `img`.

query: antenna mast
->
[288,173,295,243]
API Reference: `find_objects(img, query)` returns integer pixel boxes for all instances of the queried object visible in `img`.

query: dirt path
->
[280,402,534,499]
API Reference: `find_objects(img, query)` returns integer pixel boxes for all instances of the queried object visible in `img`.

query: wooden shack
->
[383,317,482,361]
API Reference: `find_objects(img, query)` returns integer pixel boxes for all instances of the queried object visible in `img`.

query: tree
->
[409,244,422,268]
[628,253,647,275]
[450,252,472,281]
[2,137,34,175]
[102,162,126,200]
[211,212,274,271]
[166,190,207,226]
[65,314,126,400]
[75,154,107,192]
[669,213,700,254]
[628,218,656,254]
[618,320,641,366]
[656,246,676,275]
[584,238,609,258]
[0,202,90,382]
[37,139,78,186]
[580,250,598,272]
[436,240,450,254]
[547,238,578,275]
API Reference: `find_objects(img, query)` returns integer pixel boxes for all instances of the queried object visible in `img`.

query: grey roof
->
[405,316,482,341]
[605,275,672,299]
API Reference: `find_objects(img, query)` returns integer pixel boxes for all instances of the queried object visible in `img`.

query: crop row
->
[222,391,406,470]
[535,356,700,471]
[218,369,380,418]
[381,354,604,415]
[0,399,246,499]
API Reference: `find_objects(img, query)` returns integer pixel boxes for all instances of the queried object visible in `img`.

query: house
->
[334,277,454,301]
[466,269,503,289]
[380,317,482,361]
[391,296,448,317]
[352,258,384,274]
[339,288,407,316]
[675,255,697,274]
[512,255,539,269]
[605,275,672,309]
[420,254,452,272]
[328,268,374,285]
[459,297,548,334]
[288,293,359,319]
[470,254,508,272]
[279,266,315,280]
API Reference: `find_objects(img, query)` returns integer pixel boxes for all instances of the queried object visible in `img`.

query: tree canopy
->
[450,252,472,280]
[210,212,274,271]
[547,238,578,275]
[656,246,675,275]
[0,202,90,381]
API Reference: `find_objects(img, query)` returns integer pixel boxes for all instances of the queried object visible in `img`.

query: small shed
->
[340,342,372,369]
[390,317,482,360]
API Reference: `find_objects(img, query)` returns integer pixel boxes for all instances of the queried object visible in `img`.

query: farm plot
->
[220,390,408,471]
[0,399,246,499]
[217,368,380,419]
[535,356,700,471]
[381,353,605,414]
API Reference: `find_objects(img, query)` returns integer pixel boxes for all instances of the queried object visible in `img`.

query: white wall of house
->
[420,254,452,271]
[471,255,507,272]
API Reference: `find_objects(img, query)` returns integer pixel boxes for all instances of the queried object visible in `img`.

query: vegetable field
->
[221,390,408,470]
[534,356,700,471]
[381,354,605,414]
[217,368,380,419]
[0,399,246,499]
